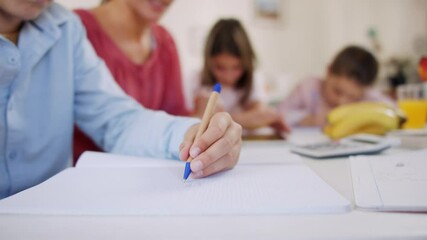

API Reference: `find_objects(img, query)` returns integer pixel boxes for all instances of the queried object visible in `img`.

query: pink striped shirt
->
[277,77,394,127]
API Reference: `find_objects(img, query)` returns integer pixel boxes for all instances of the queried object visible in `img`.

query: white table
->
[1,140,427,240]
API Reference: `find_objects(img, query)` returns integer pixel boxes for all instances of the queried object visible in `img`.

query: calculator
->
[290,134,392,159]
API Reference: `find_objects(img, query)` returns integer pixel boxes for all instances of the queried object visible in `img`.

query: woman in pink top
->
[278,46,394,127]
[73,0,190,161]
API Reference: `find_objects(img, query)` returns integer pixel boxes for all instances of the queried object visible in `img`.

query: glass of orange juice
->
[397,84,427,129]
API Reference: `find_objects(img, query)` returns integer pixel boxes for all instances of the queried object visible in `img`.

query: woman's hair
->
[329,46,379,86]
[100,0,109,4]
[201,18,257,106]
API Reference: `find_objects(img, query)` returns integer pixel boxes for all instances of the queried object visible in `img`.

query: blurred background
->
[56,0,427,105]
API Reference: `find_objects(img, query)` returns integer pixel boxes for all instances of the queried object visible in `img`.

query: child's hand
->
[298,113,328,127]
[230,104,288,131]
[270,118,291,134]
[256,105,291,132]
[179,112,242,178]
[251,105,285,129]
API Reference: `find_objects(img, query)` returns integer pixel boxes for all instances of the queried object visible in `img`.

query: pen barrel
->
[195,92,219,140]
[186,91,219,163]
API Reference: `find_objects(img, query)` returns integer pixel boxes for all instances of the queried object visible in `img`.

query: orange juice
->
[398,100,427,129]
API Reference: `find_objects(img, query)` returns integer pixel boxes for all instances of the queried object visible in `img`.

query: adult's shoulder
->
[73,9,97,30]
[151,24,177,48]
[72,8,105,43]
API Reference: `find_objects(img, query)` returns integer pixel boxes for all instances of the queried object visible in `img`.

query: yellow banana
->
[356,124,388,135]
[327,102,395,125]
[325,124,388,137]
[324,101,407,139]
[323,125,333,137]
[325,106,401,139]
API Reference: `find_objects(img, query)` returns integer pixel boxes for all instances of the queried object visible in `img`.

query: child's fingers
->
[278,118,291,133]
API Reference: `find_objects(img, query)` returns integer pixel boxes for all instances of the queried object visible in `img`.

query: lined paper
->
[0,164,350,215]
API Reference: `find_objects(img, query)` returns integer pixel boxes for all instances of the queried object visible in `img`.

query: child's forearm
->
[231,111,266,129]
[231,103,279,129]
[297,114,326,127]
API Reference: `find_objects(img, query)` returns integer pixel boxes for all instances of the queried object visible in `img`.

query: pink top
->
[73,9,190,161]
[277,77,394,127]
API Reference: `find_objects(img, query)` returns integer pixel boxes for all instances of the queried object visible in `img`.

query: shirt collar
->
[15,3,71,74]
[0,4,68,45]
[28,3,69,38]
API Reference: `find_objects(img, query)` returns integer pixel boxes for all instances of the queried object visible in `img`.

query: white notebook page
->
[0,164,350,215]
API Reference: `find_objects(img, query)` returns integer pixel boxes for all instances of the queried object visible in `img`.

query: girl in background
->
[74,0,190,161]
[277,45,393,127]
[193,18,289,134]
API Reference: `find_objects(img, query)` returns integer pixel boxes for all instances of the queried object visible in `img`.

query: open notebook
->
[0,152,350,215]
[351,149,427,212]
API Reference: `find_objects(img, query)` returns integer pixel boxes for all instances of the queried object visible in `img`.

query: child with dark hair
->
[193,18,289,133]
[278,45,393,127]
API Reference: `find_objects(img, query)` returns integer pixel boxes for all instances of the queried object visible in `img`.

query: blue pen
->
[183,83,222,181]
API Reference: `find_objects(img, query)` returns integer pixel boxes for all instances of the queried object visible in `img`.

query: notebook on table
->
[0,152,350,215]
[350,149,427,212]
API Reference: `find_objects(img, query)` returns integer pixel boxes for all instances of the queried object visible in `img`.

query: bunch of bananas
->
[324,102,406,139]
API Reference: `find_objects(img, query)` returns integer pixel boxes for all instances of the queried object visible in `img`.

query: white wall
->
[57,0,427,102]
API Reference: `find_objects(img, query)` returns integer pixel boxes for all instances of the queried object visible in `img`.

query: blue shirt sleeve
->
[70,12,198,159]
[0,3,199,199]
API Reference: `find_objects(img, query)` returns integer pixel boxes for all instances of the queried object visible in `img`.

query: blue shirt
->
[0,3,198,199]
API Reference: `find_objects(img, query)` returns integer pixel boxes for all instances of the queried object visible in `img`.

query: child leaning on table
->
[192,18,289,133]
[277,45,393,128]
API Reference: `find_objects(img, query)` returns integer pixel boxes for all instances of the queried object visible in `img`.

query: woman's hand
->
[179,112,242,178]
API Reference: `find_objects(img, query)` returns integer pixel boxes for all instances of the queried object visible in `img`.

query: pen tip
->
[183,162,191,181]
